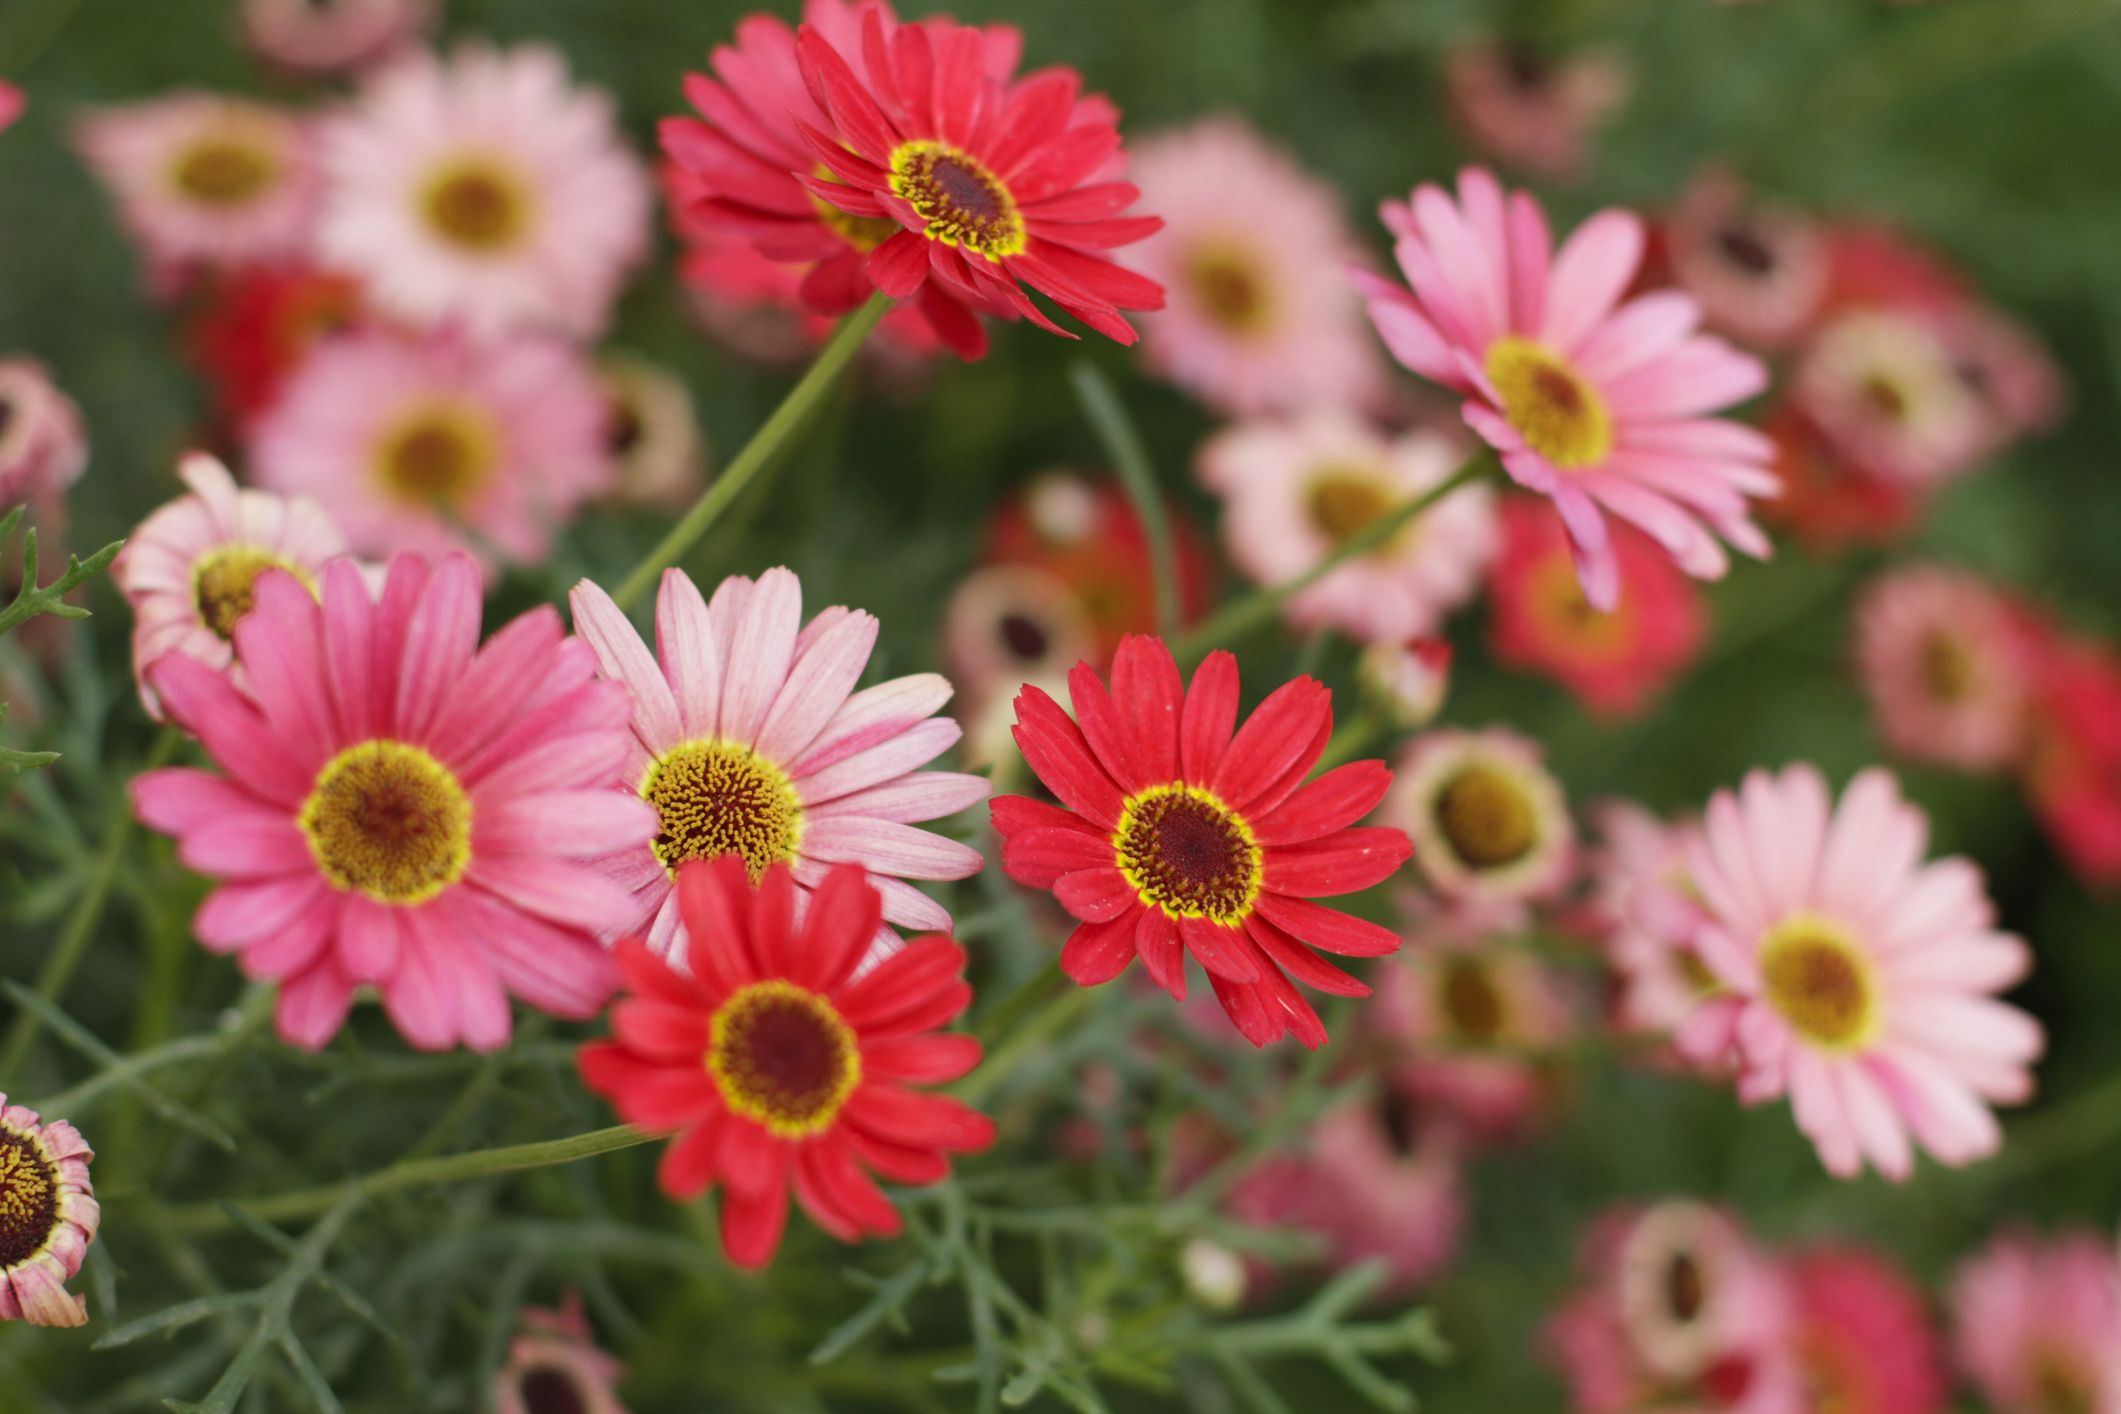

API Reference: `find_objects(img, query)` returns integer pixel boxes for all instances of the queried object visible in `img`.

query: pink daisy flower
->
[1385,726,1576,906]
[1589,801,1718,1041]
[0,358,88,514]
[1656,167,1828,351]
[1854,565,2040,773]
[1359,167,1776,610]
[1793,309,1988,487]
[319,45,651,339]
[111,452,350,719]
[0,83,22,134]
[249,327,613,569]
[0,1095,98,1328]
[74,93,317,285]
[494,1293,629,1414]
[1952,1229,2121,1414]
[1358,636,1453,730]
[132,552,657,1051]
[597,353,707,511]
[1442,40,1630,184]
[241,0,433,77]
[1675,764,2044,1180]
[568,566,987,966]
[1198,412,1497,645]
[1124,117,1384,415]
[1784,1247,1948,1414]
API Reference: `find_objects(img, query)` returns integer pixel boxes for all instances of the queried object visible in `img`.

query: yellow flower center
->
[1113,783,1263,925]
[809,163,901,253]
[1438,955,1507,1041]
[888,140,1026,262]
[707,980,862,1138]
[300,741,473,905]
[191,545,310,642]
[1484,335,1613,469]
[641,739,803,882]
[1186,243,1275,336]
[375,402,499,508]
[1759,915,1879,1051]
[422,157,534,253]
[170,135,279,208]
[2030,1348,2099,1414]
[0,1129,58,1270]
[1434,765,1539,870]
[1917,629,1974,705]
[1304,467,1403,551]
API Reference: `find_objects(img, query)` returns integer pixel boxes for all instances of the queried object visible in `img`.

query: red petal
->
[677,856,762,992]
[720,1180,790,1269]
[1179,652,1239,784]
[847,1128,950,1184]
[846,1085,998,1153]
[1251,893,1403,957]
[868,230,931,299]
[799,863,883,992]
[1011,684,1125,827]
[656,1114,726,1200]
[1020,182,1142,221]
[863,1032,982,1084]
[795,24,899,164]
[1136,907,1185,1000]
[836,936,970,1032]
[986,69,1081,176]
[1177,915,1259,983]
[1053,868,1138,923]
[1110,636,1183,784]
[1244,916,1370,998]
[990,794,1099,840]
[1067,661,1145,793]
[1212,677,1331,813]
[1252,761,1394,846]
[1002,826,1113,889]
[1264,828,1413,897]
[1059,915,1137,986]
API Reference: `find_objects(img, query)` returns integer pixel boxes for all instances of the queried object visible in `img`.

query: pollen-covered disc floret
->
[300,741,473,904]
[888,141,1026,260]
[579,858,995,1270]
[0,1095,99,1329]
[1483,336,1612,469]
[1388,727,1575,905]
[1114,784,1263,925]
[641,740,803,881]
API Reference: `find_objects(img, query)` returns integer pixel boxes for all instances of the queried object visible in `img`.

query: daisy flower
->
[494,1294,628,1414]
[1385,726,1575,906]
[1358,636,1453,730]
[796,9,1165,344]
[185,264,362,433]
[1442,40,1629,184]
[0,359,88,513]
[1761,404,1922,552]
[1784,1248,1948,1414]
[1793,310,1987,487]
[992,634,1412,1049]
[1951,1230,2121,1414]
[2025,634,2121,890]
[75,93,317,283]
[1656,167,1828,350]
[319,44,651,339]
[0,83,22,134]
[111,452,349,718]
[0,1095,98,1328]
[1675,764,2044,1180]
[133,552,657,1051]
[1198,412,1498,645]
[249,327,613,568]
[1589,801,1718,1040]
[1854,565,2039,773]
[597,353,706,511]
[940,563,1095,708]
[579,856,996,1269]
[1124,117,1384,415]
[1487,494,1708,718]
[568,567,987,965]
[1359,167,1775,610]
[242,0,433,77]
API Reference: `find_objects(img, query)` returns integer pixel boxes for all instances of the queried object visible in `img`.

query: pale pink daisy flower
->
[0,358,88,513]
[1125,117,1385,416]
[1794,310,1987,487]
[1675,764,2045,1180]
[0,1095,98,1328]
[1359,167,1776,610]
[1589,801,1718,1040]
[112,453,349,720]
[133,552,657,1051]
[940,564,1095,709]
[568,566,988,966]
[249,328,613,569]
[1197,412,1497,644]
[1951,1229,2121,1414]
[1442,40,1630,184]
[242,0,434,77]
[1854,565,2040,773]
[1385,726,1575,905]
[319,45,652,339]
[74,93,317,284]
[1659,167,1828,350]
[494,1293,629,1414]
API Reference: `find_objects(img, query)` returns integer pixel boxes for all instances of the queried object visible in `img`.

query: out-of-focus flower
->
[133,553,657,1051]
[568,567,986,965]
[1784,1247,1948,1414]
[241,0,433,77]
[2024,634,2121,890]
[942,564,1095,704]
[0,83,22,134]
[1487,494,1707,718]
[1589,801,1717,1041]
[1359,168,1775,610]
[1759,405,1920,553]
[75,94,317,286]
[185,265,361,432]
[0,359,88,512]
[494,1294,628,1414]
[111,452,348,718]
[1125,117,1384,415]
[1793,310,1987,487]
[597,354,706,510]
[993,635,1409,1049]
[1951,1229,2121,1414]
[797,10,1165,344]
[1655,167,1827,350]
[1386,726,1575,906]
[250,327,613,568]
[319,45,651,339]
[579,856,995,1269]
[1180,1238,1249,1313]
[1359,636,1453,730]
[1443,40,1629,183]
[1854,564,2041,773]
[1676,765,2043,1179]
[1198,412,1497,644]
[1940,303,2067,449]
[0,1095,97,1328]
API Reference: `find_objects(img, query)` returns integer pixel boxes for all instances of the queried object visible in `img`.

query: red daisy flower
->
[794,10,1165,344]
[993,635,1411,1048]
[578,856,996,1270]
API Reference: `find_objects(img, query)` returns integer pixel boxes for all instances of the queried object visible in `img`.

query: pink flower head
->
[1359,636,1453,730]
[0,1095,98,1328]
[1125,116,1385,415]
[1854,564,2040,773]
[1386,726,1576,906]
[133,552,658,1051]
[1951,1229,2121,1414]
[242,0,433,77]
[1198,411,1497,645]
[1656,167,1828,350]
[568,566,987,967]
[1442,40,1630,184]
[0,358,88,512]
[319,44,651,339]
[494,1293,628,1414]
[1785,1247,1948,1414]
[1589,801,1718,1040]
[75,93,317,285]
[597,354,706,511]
[111,452,350,718]
[1359,167,1775,610]
[1793,309,1988,487]
[249,327,613,569]
[940,563,1095,707]
[1675,765,2043,1179]
[0,83,22,134]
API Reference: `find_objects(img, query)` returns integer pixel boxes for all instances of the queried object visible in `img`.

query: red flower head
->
[2025,632,2121,889]
[185,264,361,432]
[1786,1247,1948,1414]
[992,636,1411,1049]
[579,857,996,1269]
[794,9,1165,344]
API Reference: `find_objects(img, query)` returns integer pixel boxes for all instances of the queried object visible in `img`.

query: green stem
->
[0,723,182,1078]
[609,293,891,610]
[1171,447,1498,662]
[954,961,1094,1107]
[156,1124,663,1233]
[1070,363,1179,636]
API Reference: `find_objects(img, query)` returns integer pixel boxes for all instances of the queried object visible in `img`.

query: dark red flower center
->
[888,140,1026,261]
[518,1365,592,1414]
[1665,1250,1707,1322]
[0,1127,60,1270]
[998,612,1050,661]
[1114,784,1262,925]
[707,981,861,1137]
[1716,224,1778,277]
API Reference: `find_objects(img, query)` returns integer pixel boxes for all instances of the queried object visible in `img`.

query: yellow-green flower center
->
[1114,783,1263,925]
[707,980,862,1137]
[1435,765,1539,870]
[422,157,534,253]
[888,140,1025,262]
[641,739,803,882]
[1187,243,1275,336]
[375,401,499,508]
[1485,335,1613,469]
[1759,915,1878,1050]
[1438,955,1508,1041]
[300,741,473,905]
[171,136,279,208]
[1304,466,1403,551]
[191,545,310,642]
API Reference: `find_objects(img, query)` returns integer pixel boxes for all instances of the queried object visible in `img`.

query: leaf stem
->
[1070,363,1179,636]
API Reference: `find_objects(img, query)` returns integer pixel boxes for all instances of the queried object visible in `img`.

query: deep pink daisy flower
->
[794,9,1165,344]
[1359,167,1775,609]
[1951,1229,2121,1414]
[992,635,1411,1049]
[133,552,657,1051]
